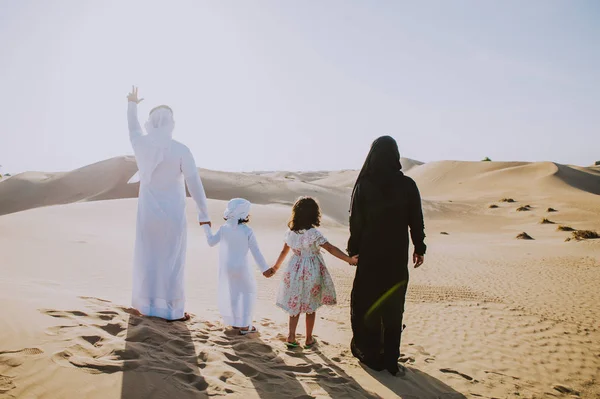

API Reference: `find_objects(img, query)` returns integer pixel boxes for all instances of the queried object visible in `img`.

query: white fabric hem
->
[133,301,185,320]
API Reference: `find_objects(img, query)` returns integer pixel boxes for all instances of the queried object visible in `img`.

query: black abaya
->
[348,171,426,370]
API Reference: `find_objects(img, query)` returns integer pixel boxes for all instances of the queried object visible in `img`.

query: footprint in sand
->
[484,370,520,380]
[43,310,89,318]
[260,318,276,327]
[52,349,130,374]
[96,310,119,321]
[0,347,45,368]
[0,375,16,394]
[439,368,475,382]
[193,330,210,343]
[413,345,431,356]
[0,348,44,356]
[41,301,141,375]
[81,335,104,346]
[97,322,126,337]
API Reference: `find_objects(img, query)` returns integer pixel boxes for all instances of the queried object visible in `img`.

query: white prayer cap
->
[224,198,251,221]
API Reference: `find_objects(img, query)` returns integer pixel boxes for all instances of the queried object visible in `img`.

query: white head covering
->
[129,107,175,185]
[224,198,251,222]
[144,107,175,147]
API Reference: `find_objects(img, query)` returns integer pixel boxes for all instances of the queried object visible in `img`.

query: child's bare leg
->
[305,312,316,345]
[288,315,300,343]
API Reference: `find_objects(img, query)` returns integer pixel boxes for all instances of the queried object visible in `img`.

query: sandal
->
[239,326,258,335]
[285,341,300,349]
[304,338,317,349]
[167,312,191,322]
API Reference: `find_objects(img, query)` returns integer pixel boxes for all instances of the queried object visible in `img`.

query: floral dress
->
[276,228,337,316]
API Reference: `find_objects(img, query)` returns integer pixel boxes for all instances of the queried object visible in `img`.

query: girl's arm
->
[321,242,358,265]
[202,225,221,247]
[347,182,365,257]
[248,230,270,273]
[271,243,290,272]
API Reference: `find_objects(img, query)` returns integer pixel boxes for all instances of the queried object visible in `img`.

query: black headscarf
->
[350,136,403,211]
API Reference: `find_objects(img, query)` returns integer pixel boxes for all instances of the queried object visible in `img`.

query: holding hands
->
[263,267,277,278]
[263,251,356,279]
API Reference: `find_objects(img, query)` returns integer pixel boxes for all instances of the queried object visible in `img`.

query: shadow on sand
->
[120,314,207,399]
[361,363,468,399]
[297,349,382,398]
[225,330,312,398]
[40,298,466,399]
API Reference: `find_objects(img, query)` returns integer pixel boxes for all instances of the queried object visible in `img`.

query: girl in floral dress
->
[268,197,358,348]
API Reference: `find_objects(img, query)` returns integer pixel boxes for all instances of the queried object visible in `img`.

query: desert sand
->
[1,157,599,399]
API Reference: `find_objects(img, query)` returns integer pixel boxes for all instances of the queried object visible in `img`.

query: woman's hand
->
[349,255,359,266]
[127,86,144,104]
[413,252,424,268]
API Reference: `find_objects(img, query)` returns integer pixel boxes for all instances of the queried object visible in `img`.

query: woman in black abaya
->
[348,136,426,376]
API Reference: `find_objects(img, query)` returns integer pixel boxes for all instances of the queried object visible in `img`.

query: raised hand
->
[127,86,144,104]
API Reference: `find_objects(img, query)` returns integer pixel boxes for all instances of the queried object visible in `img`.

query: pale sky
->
[1,0,598,174]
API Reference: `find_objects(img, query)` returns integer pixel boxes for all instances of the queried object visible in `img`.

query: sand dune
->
[310,158,424,189]
[410,160,600,200]
[0,157,353,223]
[1,157,599,398]
[0,157,424,220]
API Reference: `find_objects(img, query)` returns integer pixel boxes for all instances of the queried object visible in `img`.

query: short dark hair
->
[288,197,321,232]
[238,216,250,225]
[222,216,250,225]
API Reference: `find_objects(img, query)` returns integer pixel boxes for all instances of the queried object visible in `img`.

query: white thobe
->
[202,221,269,327]
[128,102,209,320]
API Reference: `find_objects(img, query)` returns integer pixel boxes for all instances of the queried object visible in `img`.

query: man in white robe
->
[127,86,210,321]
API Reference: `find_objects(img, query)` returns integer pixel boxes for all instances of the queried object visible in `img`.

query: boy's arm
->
[248,230,270,273]
[202,225,221,247]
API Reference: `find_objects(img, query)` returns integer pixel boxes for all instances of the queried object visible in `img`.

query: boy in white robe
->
[202,198,271,333]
